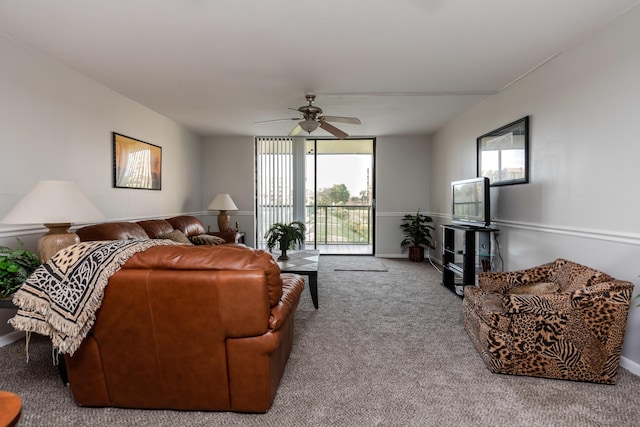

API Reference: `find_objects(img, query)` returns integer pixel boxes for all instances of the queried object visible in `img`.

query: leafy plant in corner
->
[0,240,40,298]
[264,221,306,261]
[400,210,435,262]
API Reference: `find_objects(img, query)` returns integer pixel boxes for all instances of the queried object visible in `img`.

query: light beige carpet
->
[2,256,639,426]
[332,256,388,271]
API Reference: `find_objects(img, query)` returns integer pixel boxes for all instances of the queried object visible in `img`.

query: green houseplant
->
[264,221,306,261]
[0,241,40,298]
[400,210,435,262]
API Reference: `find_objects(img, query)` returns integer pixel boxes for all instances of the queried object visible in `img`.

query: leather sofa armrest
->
[269,273,304,331]
[208,231,240,243]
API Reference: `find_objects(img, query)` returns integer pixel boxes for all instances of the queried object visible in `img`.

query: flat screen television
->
[451,177,491,227]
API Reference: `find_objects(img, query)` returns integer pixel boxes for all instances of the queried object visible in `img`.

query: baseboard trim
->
[375,254,406,259]
[621,356,640,377]
[0,330,24,347]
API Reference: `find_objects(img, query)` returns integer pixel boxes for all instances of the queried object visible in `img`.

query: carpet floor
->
[1,256,639,426]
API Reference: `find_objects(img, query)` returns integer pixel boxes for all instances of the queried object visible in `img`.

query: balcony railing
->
[305,205,371,245]
[256,204,372,249]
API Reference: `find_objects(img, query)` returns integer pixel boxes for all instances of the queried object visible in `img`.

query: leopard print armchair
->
[463,259,634,384]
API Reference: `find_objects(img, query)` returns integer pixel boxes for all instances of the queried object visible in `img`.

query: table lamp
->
[1,180,105,262]
[207,193,238,232]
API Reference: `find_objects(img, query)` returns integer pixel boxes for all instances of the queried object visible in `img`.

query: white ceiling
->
[1,0,638,138]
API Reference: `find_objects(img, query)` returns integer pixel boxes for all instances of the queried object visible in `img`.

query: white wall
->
[201,136,256,246]
[376,135,431,257]
[201,135,432,255]
[0,35,203,340]
[429,5,640,371]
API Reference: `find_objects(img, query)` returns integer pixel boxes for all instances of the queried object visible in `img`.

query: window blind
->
[255,137,294,249]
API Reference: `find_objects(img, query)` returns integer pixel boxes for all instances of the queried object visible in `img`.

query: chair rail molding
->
[430,212,640,247]
[493,218,640,247]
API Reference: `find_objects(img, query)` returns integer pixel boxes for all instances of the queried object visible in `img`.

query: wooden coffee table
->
[272,250,320,309]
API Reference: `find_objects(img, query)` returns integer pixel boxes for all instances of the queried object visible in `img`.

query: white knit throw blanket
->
[9,239,178,355]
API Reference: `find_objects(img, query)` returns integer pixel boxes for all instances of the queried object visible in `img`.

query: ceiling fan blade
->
[255,118,299,124]
[319,121,348,139]
[288,124,302,137]
[321,116,361,125]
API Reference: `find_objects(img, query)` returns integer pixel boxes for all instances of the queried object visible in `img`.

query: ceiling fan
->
[256,94,361,139]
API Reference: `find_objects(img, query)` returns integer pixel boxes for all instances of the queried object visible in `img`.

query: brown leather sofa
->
[64,216,304,412]
[76,215,241,244]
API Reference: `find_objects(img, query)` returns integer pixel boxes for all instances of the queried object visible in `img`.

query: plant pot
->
[278,249,289,261]
[278,238,290,260]
[408,246,424,262]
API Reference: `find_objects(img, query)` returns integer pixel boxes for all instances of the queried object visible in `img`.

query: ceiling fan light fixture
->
[299,119,319,133]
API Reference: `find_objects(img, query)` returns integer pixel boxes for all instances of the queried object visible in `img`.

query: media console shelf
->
[441,224,499,296]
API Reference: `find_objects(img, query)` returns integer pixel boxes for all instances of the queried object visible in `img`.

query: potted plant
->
[0,241,40,299]
[400,210,435,262]
[264,221,306,261]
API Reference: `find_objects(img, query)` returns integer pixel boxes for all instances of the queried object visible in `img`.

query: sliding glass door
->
[305,139,374,255]
[256,137,375,255]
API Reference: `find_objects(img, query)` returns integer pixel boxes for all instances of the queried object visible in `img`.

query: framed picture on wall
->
[112,132,162,190]
[477,116,529,186]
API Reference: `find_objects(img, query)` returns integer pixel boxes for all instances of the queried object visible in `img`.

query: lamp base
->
[38,223,80,262]
[217,211,231,232]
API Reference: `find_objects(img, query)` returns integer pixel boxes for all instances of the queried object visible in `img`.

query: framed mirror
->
[477,116,529,186]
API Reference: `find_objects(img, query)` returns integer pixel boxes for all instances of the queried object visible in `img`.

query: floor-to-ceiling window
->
[256,137,375,255]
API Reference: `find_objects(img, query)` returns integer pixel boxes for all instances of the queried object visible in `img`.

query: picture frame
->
[477,116,529,187]
[112,132,162,190]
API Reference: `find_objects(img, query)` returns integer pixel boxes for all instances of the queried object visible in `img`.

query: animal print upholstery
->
[463,259,634,384]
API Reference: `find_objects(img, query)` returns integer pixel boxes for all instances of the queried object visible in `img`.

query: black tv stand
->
[441,224,498,296]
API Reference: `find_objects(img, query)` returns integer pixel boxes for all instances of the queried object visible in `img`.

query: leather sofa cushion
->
[76,222,149,241]
[124,244,284,306]
[137,219,174,238]
[269,273,304,331]
[166,215,207,238]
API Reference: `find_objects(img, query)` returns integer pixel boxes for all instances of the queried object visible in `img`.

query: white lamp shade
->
[208,193,238,211]
[1,180,105,225]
